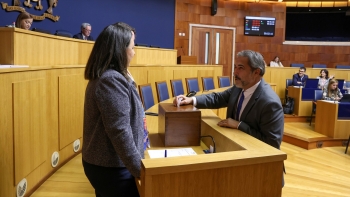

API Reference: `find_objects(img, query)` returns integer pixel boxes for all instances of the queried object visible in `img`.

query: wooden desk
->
[138,97,287,197]
[269,83,277,93]
[315,100,350,139]
[0,27,94,67]
[264,67,350,101]
[287,86,312,116]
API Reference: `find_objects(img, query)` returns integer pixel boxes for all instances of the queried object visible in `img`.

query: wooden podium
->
[137,97,287,197]
[177,55,197,64]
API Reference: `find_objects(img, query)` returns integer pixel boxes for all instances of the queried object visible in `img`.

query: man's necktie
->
[235,91,244,121]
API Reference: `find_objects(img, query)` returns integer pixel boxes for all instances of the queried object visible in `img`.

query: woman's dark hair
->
[15,12,33,28]
[85,22,135,80]
[319,69,329,79]
[273,56,280,62]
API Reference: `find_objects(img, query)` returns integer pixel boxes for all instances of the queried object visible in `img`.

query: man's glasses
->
[84,28,91,32]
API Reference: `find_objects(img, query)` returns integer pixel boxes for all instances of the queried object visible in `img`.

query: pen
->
[164,149,167,158]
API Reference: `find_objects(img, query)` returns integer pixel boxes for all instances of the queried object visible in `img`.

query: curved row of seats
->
[138,76,231,110]
[290,63,350,69]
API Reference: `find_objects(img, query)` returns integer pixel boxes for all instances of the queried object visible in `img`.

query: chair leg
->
[345,135,350,154]
[309,110,313,126]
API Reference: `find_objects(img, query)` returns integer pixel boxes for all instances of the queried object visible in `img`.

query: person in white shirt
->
[270,56,283,67]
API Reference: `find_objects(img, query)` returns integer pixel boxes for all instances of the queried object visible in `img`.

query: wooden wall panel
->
[175,0,350,69]
[58,74,85,150]
[0,28,93,67]
[13,79,46,184]
[1,66,87,197]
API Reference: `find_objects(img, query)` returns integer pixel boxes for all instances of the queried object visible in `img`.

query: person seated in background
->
[73,23,94,41]
[322,79,343,101]
[292,67,308,86]
[15,12,33,30]
[270,56,283,67]
[316,69,334,90]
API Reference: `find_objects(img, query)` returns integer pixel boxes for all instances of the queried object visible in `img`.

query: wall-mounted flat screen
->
[244,16,276,37]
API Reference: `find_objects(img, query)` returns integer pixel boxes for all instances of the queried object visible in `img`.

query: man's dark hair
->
[300,67,306,72]
[85,22,135,80]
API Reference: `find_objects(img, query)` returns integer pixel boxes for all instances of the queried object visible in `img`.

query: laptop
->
[340,94,350,102]
[304,78,319,88]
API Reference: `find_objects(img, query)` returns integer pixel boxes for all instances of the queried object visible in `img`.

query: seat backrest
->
[314,90,323,101]
[286,79,293,88]
[155,81,169,102]
[32,28,51,34]
[202,77,215,91]
[170,79,184,97]
[290,63,304,68]
[335,65,350,69]
[218,76,230,88]
[138,84,155,110]
[312,64,327,68]
[55,30,73,38]
[185,78,200,93]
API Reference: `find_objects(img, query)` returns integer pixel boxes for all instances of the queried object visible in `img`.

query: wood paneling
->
[58,74,85,150]
[315,100,349,139]
[175,1,350,69]
[13,79,46,184]
[0,67,85,197]
[0,28,93,67]
[130,47,177,65]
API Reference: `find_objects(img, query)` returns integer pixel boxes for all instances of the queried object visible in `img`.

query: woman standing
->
[317,69,334,90]
[83,22,143,197]
[323,79,343,101]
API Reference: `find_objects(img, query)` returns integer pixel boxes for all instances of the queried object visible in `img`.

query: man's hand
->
[173,95,193,106]
[217,118,240,129]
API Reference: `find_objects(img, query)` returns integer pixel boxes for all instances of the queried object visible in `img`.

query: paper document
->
[148,148,197,158]
[0,65,29,69]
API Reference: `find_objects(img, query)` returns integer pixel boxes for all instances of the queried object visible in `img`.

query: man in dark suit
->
[73,23,94,41]
[292,67,308,86]
[173,50,285,185]
[174,50,284,150]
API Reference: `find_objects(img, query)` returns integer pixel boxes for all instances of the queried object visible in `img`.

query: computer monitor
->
[135,43,148,47]
[337,79,344,89]
[32,28,51,35]
[304,78,319,88]
[340,94,350,102]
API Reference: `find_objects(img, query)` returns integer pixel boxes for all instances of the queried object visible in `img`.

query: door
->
[191,27,233,80]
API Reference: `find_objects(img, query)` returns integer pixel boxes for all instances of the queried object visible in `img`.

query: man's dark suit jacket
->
[195,78,284,150]
[292,73,308,86]
[73,32,94,41]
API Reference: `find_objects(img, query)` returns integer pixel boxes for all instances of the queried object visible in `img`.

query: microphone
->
[177,46,185,56]
[180,46,185,55]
